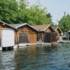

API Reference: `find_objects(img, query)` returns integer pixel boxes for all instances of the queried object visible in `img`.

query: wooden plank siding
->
[37,32,44,41]
[16,26,37,44]
[44,27,58,42]
[44,28,53,43]
[0,22,59,48]
[0,23,5,47]
[31,25,57,43]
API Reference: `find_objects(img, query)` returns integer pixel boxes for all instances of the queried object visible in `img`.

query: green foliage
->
[59,14,70,32]
[23,6,51,25]
[0,0,18,23]
[0,0,51,24]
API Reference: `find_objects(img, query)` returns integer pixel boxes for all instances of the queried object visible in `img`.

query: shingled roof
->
[0,21,16,30]
[55,27,63,34]
[9,23,38,32]
[9,23,27,29]
[0,21,54,32]
[31,24,54,32]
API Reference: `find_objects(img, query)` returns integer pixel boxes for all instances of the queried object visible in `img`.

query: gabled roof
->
[9,23,38,32]
[31,24,54,32]
[0,21,16,30]
[55,27,62,33]
[52,25,63,33]
[0,21,54,32]
[9,23,27,29]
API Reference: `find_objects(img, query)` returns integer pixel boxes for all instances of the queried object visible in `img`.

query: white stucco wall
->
[1,29,15,47]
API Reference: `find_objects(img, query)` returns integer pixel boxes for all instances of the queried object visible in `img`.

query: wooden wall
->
[37,32,44,42]
[16,26,37,43]
[0,24,3,46]
[0,23,59,45]
[0,23,8,46]
[51,32,58,42]
[44,27,58,42]
[44,32,58,43]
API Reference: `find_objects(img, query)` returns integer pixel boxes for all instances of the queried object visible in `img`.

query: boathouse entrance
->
[19,32,29,43]
[44,32,51,42]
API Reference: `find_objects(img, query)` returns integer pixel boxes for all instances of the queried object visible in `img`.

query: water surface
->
[0,43,70,70]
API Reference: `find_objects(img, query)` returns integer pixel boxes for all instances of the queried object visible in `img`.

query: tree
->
[0,0,52,25]
[0,0,18,23]
[59,14,70,32]
[22,5,52,25]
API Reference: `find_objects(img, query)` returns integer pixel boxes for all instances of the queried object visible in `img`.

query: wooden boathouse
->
[0,21,60,50]
[10,23,38,45]
[32,24,58,43]
[0,21,16,50]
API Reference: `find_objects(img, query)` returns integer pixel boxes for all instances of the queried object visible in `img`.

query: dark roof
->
[0,21,37,32]
[55,27,62,33]
[0,21,54,32]
[0,21,16,30]
[31,24,54,32]
[9,23,38,32]
[9,23,27,29]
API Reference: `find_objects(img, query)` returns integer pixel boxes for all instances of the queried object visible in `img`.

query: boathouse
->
[32,25,58,43]
[0,21,16,50]
[10,23,38,45]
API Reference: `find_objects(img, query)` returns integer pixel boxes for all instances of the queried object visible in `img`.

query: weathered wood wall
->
[16,26,37,44]
[44,32,58,43]
[0,24,3,46]
[37,32,44,42]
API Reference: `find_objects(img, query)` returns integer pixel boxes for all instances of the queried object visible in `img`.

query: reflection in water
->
[15,45,38,70]
[15,45,57,70]
[0,51,15,70]
[1,43,70,70]
[0,51,3,70]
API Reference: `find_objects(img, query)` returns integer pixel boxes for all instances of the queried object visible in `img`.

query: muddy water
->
[0,43,70,70]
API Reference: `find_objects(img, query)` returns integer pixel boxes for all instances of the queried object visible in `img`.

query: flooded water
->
[1,43,70,70]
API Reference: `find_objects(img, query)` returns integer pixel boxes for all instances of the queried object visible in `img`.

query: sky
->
[28,0,70,24]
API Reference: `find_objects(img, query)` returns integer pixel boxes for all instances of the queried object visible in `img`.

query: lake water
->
[0,43,70,70]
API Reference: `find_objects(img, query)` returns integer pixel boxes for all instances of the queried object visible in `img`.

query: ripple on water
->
[0,51,15,70]
[0,43,70,70]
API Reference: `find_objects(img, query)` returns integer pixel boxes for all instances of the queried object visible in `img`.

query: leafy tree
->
[0,0,18,23]
[59,14,70,32]
[0,0,52,25]
[22,5,52,25]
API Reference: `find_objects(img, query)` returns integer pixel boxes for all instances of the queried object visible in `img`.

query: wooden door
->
[19,32,29,43]
[44,32,51,43]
